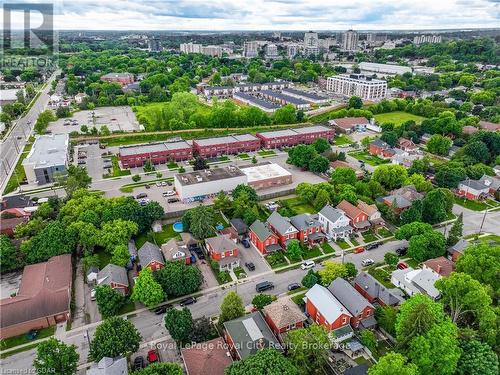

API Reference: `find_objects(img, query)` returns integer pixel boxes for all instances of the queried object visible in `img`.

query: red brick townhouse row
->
[193,134,261,158]
[256,125,334,149]
[119,141,192,168]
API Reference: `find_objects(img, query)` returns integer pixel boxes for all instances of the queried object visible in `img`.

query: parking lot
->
[48,106,142,134]
[74,143,107,180]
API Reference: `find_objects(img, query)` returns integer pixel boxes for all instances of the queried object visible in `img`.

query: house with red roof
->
[422,256,454,277]
[336,200,370,231]
[396,138,418,153]
[328,117,370,134]
[181,337,233,375]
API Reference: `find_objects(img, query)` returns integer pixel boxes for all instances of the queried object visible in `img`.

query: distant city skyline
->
[2,0,499,31]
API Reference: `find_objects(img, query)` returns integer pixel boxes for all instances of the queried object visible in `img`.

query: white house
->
[318,205,353,241]
[391,268,441,300]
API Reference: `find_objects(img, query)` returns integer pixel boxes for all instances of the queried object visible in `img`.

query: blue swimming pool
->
[173,221,184,232]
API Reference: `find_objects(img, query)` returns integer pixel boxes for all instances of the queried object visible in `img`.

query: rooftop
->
[119,140,191,156]
[233,92,281,110]
[305,284,351,324]
[181,337,232,375]
[329,117,370,129]
[263,296,305,328]
[260,90,310,105]
[423,256,454,277]
[205,234,237,253]
[22,134,69,169]
[282,88,327,101]
[194,134,259,147]
[328,278,373,316]
[175,166,246,186]
[239,162,292,182]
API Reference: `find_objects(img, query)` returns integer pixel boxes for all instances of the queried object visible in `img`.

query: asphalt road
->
[0,70,60,195]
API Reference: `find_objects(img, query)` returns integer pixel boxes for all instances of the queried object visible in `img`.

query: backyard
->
[348,151,390,166]
[103,155,131,179]
[374,111,426,126]
[280,197,316,215]
[334,134,353,146]
[135,224,181,248]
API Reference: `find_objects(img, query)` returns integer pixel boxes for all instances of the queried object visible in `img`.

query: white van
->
[301,260,316,270]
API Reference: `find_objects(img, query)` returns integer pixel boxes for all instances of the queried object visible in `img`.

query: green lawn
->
[0,326,55,351]
[167,162,179,170]
[367,267,395,288]
[258,150,276,157]
[350,238,359,246]
[348,151,390,166]
[233,267,247,279]
[281,197,317,215]
[377,228,393,238]
[96,250,112,268]
[237,153,250,159]
[119,177,174,193]
[374,111,426,126]
[214,212,229,228]
[321,242,335,254]
[454,197,491,211]
[103,155,131,179]
[334,134,353,146]
[3,143,32,195]
[135,224,181,248]
[117,300,136,315]
[336,240,350,250]
[302,246,322,259]
[362,230,378,243]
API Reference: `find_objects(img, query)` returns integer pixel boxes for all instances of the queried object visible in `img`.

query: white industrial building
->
[326,74,387,101]
[359,62,412,76]
[239,162,292,190]
[22,134,69,185]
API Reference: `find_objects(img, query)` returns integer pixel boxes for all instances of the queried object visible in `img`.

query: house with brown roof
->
[181,337,233,375]
[330,160,364,179]
[161,238,191,264]
[356,200,384,227]
[0,254,72,339]
[328,117,370,134]
[0,216,28,237]
[422,256,454,277]
[262,297,305,338]
[336,200,370,231]
[396,138,418,153]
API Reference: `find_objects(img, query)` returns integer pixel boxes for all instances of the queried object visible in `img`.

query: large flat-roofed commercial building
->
[258,90,311,110]
[359,62,412,76]
[281,88,329,104]
[239,162,292,190]
[174,166,247,201]
[233,92,282,113]
[199,82,292,98]
[326,74,387,101]
[119,140,192,168]
[100,72,134,85]
[22,134,69,185]
[193,134,261,158]
[256,125,334,149]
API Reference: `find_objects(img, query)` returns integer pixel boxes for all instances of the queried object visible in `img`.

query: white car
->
[156,182,161,187]
[90,288,96,301]
[361,259,375,267]
[164,190,176,197]
[301,260,316,270]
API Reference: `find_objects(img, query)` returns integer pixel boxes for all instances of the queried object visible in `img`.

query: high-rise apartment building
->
[287,44,299,59]
[180,42,202,54]
[326,74,387,101]
[243,41,259,58]
[413,35,442,45]
[148,38,161,52]
[304,31,319,55]
[265,44,279,58]
[341,30,358,51]
[202,45,222,57]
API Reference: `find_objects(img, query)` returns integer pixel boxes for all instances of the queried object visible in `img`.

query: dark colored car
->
[153,305,170,315]
[167,198,180,203]
[147,349,159,363]
[396,247,408,256]
[241,238,250,248]
[366,243,380,250]
[256,281,274,292]
[287,283,301,291]
[245,262,255,271]
[133,356,144,371]
[180,296,197,306]
[136,193,147,199]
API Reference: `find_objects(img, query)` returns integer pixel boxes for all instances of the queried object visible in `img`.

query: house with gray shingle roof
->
[328,278,376,329]
[97,264,129,295]
[249,220,281,254]
[138,241,164,271]
[318,205,352,241]
[266,211,298,247]
[205,234,240,271]
[447,238,469,262]
[353,272,404,307]
[290,213,326,244]
[87,356,128,375]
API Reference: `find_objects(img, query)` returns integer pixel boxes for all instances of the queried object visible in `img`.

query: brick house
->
[305,284,352,332]
[422,256,454,277]
[336,200,370,231]
[353,272,405,307]
[138,242,165,271]
[266,211,299,248]
[356,200,384,227]
[368,139,395,158]
[181,337,233,375]
[97,264,129,295]
[119,141,192,168]
[289,213,326,245]
[205,234,240,271]
[328,278,375,329]
[328,117,370,134]
[249,220,281,254]
[447,239,468,262]
[456,179,490,200]
[100,72,134,85]
[262,297,305,338]
[396,138,418,153]
[193,134,261,158]
[256,125,334,149]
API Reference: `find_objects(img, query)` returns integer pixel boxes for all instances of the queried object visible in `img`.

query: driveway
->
[196,259,219,289]
[342,239,408,269]
[238,242,271,275]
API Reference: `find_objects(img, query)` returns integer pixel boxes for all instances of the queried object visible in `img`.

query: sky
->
[3,0,500,31]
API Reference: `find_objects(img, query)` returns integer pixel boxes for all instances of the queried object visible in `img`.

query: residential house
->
[336,200,370,231]
[304,284,353,340]
[330,160,364,179]
[223,311,282,360]
[161,238,191,264]
[422,256,454,277]
[353,272,405,306]
[266,211,299,247]
[262,297,305,338]
[230,218,248,238]
[447,239,468,262]
[391,268,441,300]
[0,194,35,210]
[249,220,281,254]
[396,138,418,153]
[87,267,99,285]
[205,235,240,271]
[479,174,500,197]
[328,117,370,134]
[181,337,232,375]
[74,93,87,104]
[0,254,72,339]
[380,185,423,213]
[138,241,165,271]
[97,264,129,295]
[391,149,423,168]
[356,200,384,227]
[318,205,353,241]
[289,213,326,245]
[462,125,479,135]
[87,357,128,375]
[368,139,395,158]
[328,278,376,329]
[457,179,490,200]
[0,216,28,236]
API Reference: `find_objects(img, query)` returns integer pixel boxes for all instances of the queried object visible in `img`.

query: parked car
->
[153,305,170,315]
[287,283,301,291]
[77,160,86,165]
[366,243,380,250]
[90,288,96,301]
[161,181,168,186]
[396,247,408,256]
[163,190,176,197]
[147,349,159,364]
[241,238,250,248]
[255,281,274,292]
[180,296,197,306]
[361,259,374,267]
[133,356,145,371]
[136,193,148,199]
[353,246,365,254]
[245,262,255,271]
[300,260,316,270]
[167,198,180,203]
[397,261,409,270]
[156,182,162,187]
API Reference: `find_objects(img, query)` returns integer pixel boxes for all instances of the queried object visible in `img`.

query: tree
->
[154,261,202,297]
[164,307,193,344]
[384,252,399,267]
[360,329,377,354]
[301,269,319,288]
[64,165,92,196]
[404,173,433,193]
[447,212,463,246]
[0,235,22,272]
[274,104,297,124]
[98,219,138,252]
[372,164,408,190]
[286,325,330,373]
[182,205,215,239]
[313,138,330,153]
[56,106,71,118]
[368,352,418,375]
[318,260,348,286]
[89,317,141,362]
[213,191,233,214]
[226,348,298,375]
[110,244,130,267]
[456,339,499,375]
[219,291,245,323]
[308,155,329,173]
[132,174,141,182]
[434,163,467,188]
[427,134,452,156]
[252,294,274,310]
[381,131,398,147]
[189,316,217,344]
[421,189,450,224]
[331,167,357,186]
[313,189,331,211]
[456,244,500,296]
[408,230,446,262]
[288,144,317,169]
[344,262,357,278]
[375,305,398,335]
[135,363,183,375]
[131,268,164,307]
[400,200,423,224]
[348,96,363,109]
[285,239,303,261]
[34,338,79,375]
[193,157,208,171]
[232,184,258,203]
[463,141,490,164]
[95,285,125,318]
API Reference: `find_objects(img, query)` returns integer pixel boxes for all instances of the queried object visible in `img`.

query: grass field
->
[135,224,181,248]
[362,230,378,243]
[337,240,350,250]
[302,246,322,259]
[349,151,390,166]
[374,111,426,126]
[453,197,500,211]
[258,150,276,157]
[334,134,353,146]
[281,197,317,215]
[0,326,55,351]
[321,242,335,254]
[103,155,131,179]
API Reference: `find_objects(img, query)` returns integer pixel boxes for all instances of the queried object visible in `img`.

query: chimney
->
[437,264,442,275]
